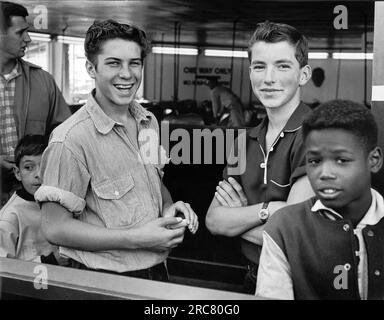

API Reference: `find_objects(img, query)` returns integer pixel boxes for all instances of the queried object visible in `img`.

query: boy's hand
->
[163,201,199,234]
[133,216,187,252]
[215,177,248,207]
[0,155,15,170]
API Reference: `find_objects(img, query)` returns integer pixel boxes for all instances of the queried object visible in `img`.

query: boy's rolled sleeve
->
[35,141,90,215]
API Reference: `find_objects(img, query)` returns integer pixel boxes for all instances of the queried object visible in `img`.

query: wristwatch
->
[258,202,270,224]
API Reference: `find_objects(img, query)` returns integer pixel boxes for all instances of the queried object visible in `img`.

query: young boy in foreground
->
[0,135,57,261]
[256,100,384,299]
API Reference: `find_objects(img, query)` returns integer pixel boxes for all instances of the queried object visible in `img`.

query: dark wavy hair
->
[84,19,150,66]
[0,1,28,30]
[302,100,378,153]
[248,21,308,67]
[14,135,48,167]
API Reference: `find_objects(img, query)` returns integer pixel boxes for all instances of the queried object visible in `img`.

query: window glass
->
[24,41,49,72]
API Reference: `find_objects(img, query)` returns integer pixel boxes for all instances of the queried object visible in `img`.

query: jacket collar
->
[311,189,384,227]
[85,90,152,135]
[248,101,311,139]
[18,58,42,70]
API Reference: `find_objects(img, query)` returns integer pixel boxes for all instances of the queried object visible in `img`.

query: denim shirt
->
[35,91,167,272]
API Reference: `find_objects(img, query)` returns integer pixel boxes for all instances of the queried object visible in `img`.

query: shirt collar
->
[85,90,152,135]
[16,187,36,202]
[311,189,384,227]
[1,61,21,80]
[248,101,311,139]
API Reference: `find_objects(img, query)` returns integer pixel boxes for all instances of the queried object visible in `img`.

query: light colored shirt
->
[0,62,20,157]
[0,191,56,261]
[35,91,167,273]
[256,188,384,299]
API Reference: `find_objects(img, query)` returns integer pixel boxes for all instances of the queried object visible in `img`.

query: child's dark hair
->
[302,100,378,153]
[248,21,308,67]
[84,19,150,66]
[14,135,48,167]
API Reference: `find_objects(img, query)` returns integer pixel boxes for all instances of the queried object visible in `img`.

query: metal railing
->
[0,257,259,300]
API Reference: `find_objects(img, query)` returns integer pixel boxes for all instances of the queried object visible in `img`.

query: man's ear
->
[299,64,312,87]
[13,166,22,182]
[85,60,96,79]
[369,146,383,173]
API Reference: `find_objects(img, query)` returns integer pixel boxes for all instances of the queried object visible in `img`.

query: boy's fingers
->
[219,180,239,201]
[216,186,232,204]
[215,191,228,206]
[185,203,198,233]
[228,177,247,204]
[158,216,183,227]
[173,201,191,224]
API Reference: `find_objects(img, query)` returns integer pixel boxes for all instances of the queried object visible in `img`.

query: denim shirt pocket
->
[93,174,143,228]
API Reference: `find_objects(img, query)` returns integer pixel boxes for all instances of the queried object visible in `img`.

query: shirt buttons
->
[367,230,374,237]
[270,147,274,152]
[344,263,351,271]
[260,162,266,169]
[375,270,381,276]
[280,132,285,138]
[343,224,350,232]
[114,190,119,196]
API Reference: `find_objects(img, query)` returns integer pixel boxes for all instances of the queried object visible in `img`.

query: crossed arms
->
[205,176,314,245]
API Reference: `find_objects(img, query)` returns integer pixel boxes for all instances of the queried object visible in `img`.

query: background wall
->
[144,54,373,107]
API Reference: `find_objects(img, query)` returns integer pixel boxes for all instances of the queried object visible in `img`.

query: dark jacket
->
[266,197,384,300]
[14,59,71,137]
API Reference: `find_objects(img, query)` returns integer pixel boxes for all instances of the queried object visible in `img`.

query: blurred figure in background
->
[206,77,245,127]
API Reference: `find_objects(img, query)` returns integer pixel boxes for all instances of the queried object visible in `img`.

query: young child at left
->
[0,135,57,262]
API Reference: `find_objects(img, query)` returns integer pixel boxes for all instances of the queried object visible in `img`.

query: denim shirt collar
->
[86,90,152,135]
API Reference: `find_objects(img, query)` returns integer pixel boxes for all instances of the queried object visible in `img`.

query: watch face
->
[259,209,269,220]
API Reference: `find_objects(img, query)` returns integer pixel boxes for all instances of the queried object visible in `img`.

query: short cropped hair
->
[0,1,28,30]
[14,135,48,167]
[84,19,150,66]
[302,100,378,153]
[248,21,308,67]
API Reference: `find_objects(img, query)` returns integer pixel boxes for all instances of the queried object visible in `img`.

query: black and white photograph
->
[0,0,383,306]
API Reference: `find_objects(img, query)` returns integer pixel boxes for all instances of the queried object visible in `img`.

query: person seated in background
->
[302,67,327,109]
[0,1,70,204]
[206,77,245,127]
[35,19,198,281]
[0,135,58,262]
[205,21,314,294]
[256,100,384,300]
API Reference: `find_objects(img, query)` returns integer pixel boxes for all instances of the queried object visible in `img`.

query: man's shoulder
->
[20,59,56,83]
[20,59,42,70]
